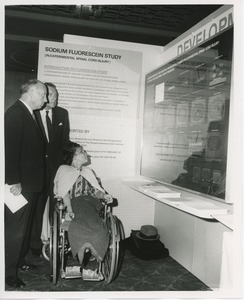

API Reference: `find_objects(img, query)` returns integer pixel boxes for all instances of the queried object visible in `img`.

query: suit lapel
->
[17,101,44,141]
[51,108,60,143]
[34,110,49,143]
[52,107,57,128]
[49,108,55,143]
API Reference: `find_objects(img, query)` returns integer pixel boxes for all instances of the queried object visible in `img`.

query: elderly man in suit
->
[29,82,70,256]
[4,79,47,288]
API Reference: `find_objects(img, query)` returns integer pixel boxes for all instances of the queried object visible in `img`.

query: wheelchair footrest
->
[82,269,104,281]
[63,266,82,279]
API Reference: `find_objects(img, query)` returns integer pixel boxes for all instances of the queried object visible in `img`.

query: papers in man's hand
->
[5,184,28,213]
[139,183,181,198]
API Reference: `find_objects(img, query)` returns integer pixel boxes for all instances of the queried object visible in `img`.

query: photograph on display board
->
[191,98,206,124]
[208,93,226,121]
[176,102,189,126]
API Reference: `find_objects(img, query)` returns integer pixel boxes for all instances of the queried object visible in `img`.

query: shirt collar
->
[41,108,52,116]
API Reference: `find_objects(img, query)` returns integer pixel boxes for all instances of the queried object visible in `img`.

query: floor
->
[5,246,212,293]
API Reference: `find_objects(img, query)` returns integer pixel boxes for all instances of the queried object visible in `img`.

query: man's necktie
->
[46,110,53,141]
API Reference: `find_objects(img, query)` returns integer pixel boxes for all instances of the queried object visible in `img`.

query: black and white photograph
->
[1,1,243,299]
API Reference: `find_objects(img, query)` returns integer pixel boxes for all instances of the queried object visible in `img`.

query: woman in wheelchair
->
[53,141,113,280]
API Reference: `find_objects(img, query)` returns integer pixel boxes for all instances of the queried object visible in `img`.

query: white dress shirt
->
[40,109,53,142]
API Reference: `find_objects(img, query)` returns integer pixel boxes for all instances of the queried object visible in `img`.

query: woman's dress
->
[68,175,109,263]
[54,165,109,263]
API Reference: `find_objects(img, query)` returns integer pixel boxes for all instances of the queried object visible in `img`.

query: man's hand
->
[10,183,22,196]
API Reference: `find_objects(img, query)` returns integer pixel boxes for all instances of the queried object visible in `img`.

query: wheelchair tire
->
[49,215,54,281]
[114,217,125,279]
[103,212,120,283]
[50,209,59,284]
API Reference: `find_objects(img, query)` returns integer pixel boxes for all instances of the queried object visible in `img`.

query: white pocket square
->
[58,122,63,126]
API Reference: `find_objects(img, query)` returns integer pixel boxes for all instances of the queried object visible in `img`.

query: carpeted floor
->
[5,247,211,292]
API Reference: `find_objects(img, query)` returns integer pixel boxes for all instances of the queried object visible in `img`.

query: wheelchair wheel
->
[50,209,59,284]
[114,216,125,279]
[103,212,121,283]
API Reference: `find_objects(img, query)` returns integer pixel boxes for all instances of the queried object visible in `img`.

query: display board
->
[141,27,233,202]
[38,40,142,180]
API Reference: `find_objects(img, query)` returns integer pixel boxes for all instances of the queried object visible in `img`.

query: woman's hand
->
[65,212,75,221]
[103,194,113,204]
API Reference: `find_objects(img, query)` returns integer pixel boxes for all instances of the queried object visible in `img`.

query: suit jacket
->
[5,100,45,192]
[34,106,70,179]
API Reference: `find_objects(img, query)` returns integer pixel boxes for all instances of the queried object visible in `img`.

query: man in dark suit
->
[4,79,47,288]
[29,82,70,255]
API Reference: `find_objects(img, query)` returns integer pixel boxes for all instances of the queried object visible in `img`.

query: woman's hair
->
[62,141,82,165]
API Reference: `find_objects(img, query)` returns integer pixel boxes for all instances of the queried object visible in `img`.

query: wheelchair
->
[42,196,125,284]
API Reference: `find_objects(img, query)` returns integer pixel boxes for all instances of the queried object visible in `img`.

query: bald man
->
[4,79,47,288]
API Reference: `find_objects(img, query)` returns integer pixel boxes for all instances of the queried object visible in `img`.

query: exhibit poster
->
[38,41,142,118]
[38,40,142,179]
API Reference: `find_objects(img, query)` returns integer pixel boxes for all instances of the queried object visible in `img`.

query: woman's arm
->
[94,189,113,203]
[63,193,73,212]
[63,193,75,220]
[90,169,113,203]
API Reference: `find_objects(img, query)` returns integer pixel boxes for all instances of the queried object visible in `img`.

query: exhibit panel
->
[38,40,143,182]
[141,26,233,203]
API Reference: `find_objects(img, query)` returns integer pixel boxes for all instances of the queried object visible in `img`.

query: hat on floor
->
[135,225,160,241]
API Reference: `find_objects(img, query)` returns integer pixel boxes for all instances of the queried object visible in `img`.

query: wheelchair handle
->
[55,195,66,210]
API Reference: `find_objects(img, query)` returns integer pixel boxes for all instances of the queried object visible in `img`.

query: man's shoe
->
[19,263,37,271]
[5,276,26,288]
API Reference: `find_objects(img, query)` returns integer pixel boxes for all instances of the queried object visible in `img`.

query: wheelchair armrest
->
[111,198,118,207]
[100,197,118,207]
[99,198,118,219]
